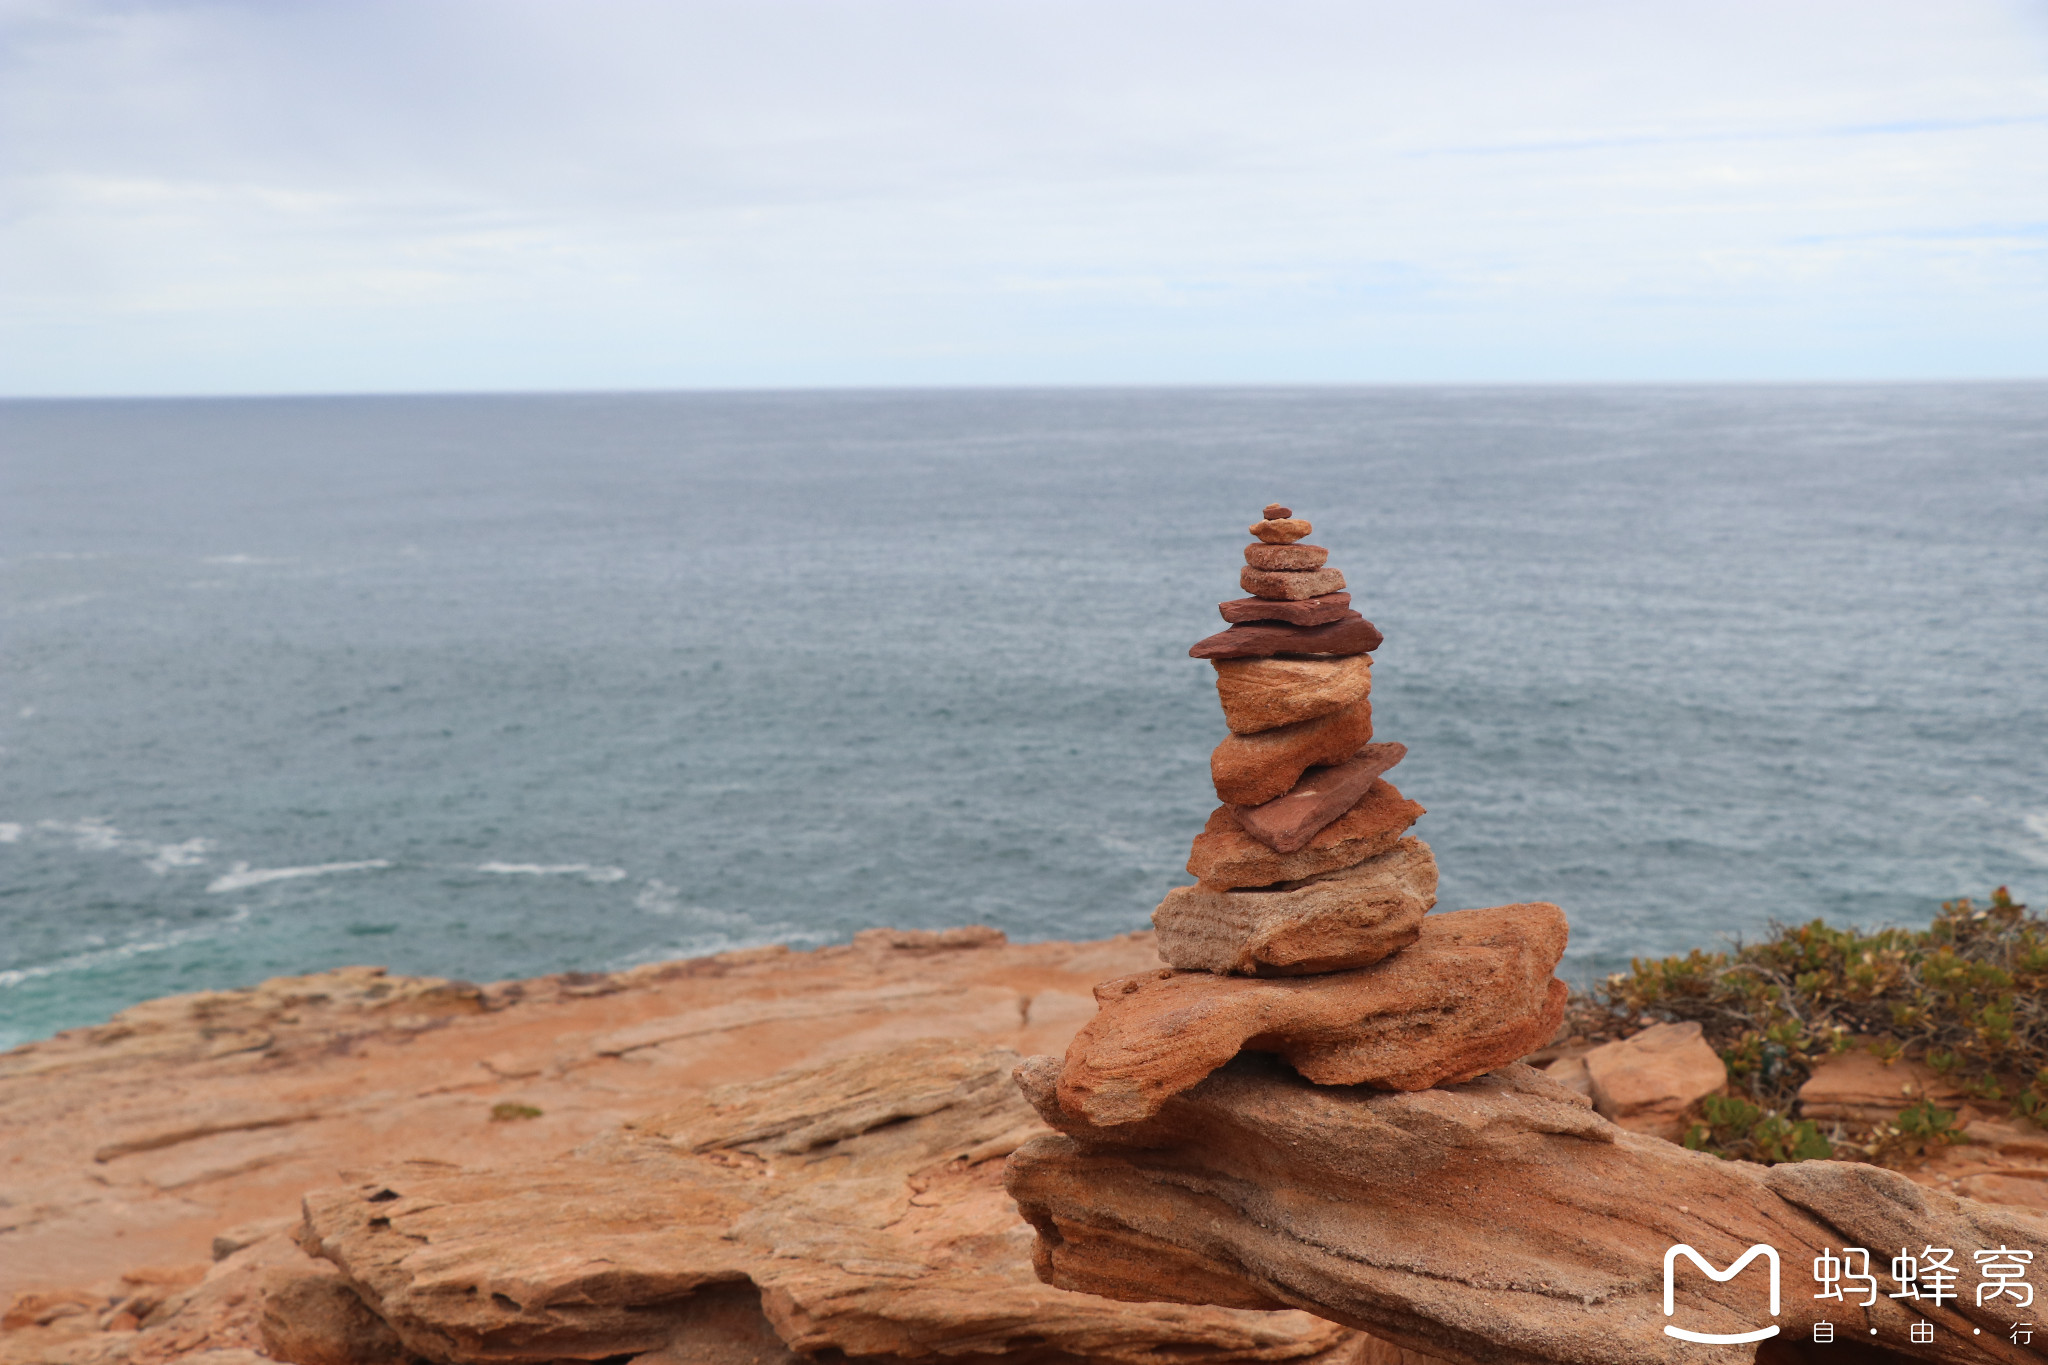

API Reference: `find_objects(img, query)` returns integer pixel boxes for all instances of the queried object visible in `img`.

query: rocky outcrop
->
[1798,1049,1970,1126]
[295,1040,1360,1365]
[1006,1053,2048,1365]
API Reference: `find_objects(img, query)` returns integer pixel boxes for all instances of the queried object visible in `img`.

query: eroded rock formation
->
[1006,1054,2048,1365]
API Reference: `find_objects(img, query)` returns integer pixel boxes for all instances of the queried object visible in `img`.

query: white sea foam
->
[146,838,215,875]
[476,862,627,883]
[0,906,251,991]
[0,823,20,843]
[635,879,681,914]
[2021,811,2048,868]
[200,554,290,565]
[27,818,216,874]
[206,860,390,893]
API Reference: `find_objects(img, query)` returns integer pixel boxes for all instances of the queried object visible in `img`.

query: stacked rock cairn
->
[1045,504,1572,1126]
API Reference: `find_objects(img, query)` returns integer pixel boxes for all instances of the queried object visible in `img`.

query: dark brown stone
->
[1233,742,1406,853]
[1262,503,1291,520]
[1190,613,1384,660]
[1217,592,1351,626]
[1243,542,1328,571]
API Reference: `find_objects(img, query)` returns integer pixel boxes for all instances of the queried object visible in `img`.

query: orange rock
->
[1243,542,1328,571]
[1217,591,1352,625]
[1212,654,1372,735]
[1004,1055,2042,1362]
[1240,565,1346,600]
[1581,1021,1727,1140]
[1796,1047,1968,1126]
[1249,517,1312,544]
[1210,698,1373,805]
[1262,503,1292,520]
[1232,741,1405,852]
[1056,903,1571,1125]
[1188,780,1423,888]
[1152,836,1437,976]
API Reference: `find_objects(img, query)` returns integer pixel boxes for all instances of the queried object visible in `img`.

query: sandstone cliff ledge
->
[1,929,1381,1365]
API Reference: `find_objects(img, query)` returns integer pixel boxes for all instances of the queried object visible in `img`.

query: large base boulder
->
[1005,1053,2047,1365]
[1058,904,1569,1125]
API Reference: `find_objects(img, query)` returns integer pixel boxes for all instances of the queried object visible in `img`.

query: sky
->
[2,0,2046,395]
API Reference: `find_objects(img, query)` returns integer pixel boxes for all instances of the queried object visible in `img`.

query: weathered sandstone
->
[1234,742,1405,852]
[1218,592,1353,625]
[1244,542,1329,571]
[1213,654,1373,735]
[1211,698,1374,805]
[1189,780,1423,888]
[1189,613,1384,660]
[1797,1048,1969,1126]
[1153,836,1437,976]
[1263,503,1292,519]
[1240,566,1347,601]
[1581,1020,1728,1139]
[294,1040,1360,1365]
[1055,903,1570,1124]
[1005,1054,2047,1365]
[1250,518,1312,544]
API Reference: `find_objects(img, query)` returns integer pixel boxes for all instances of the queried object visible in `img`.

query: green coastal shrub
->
[1589,887,2042,1166]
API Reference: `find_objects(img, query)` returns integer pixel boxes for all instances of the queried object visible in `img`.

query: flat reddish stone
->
[1242,543,1327,571]
[1211,698,1373,806]
[1249,518,1311,545]
[1232,742,1406,853]
[1054,902,1572,1124]
[1216,593,1351,626]
[1212,654,1372,735]
[1189,614,1383,660]
[1240,566,1345,601]
[1188,779,1423,888]
[1262,503,1291,520]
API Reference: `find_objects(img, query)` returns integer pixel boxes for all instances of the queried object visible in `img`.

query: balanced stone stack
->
[1048,505,1571,1126]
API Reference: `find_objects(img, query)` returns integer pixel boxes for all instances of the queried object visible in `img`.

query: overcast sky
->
[3,1,2046,395]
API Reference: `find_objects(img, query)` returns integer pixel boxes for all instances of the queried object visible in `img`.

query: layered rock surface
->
[1007,1054,2048,1365]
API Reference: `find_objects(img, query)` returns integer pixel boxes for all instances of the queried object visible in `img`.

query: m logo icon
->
[1663,1244,1781,1344]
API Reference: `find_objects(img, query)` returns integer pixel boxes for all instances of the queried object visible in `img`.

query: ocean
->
[3,385,2044,1048]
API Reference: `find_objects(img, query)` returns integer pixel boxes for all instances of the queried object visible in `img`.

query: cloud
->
[1,0,2045,392]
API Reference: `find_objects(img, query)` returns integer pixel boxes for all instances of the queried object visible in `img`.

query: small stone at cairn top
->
[1263,503,1292,520]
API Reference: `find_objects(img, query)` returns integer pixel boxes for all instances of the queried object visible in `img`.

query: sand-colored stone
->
[1244,542,1328,571]
[1240,566,1346,601]
[1249,518,1311,544]
[1795,1047,1969,1126]
[293,1041,1361,1365]
[1217,592,1352,626]
[1581,1020,1728,1140]
[1189,613,1383,660]
[1233,742,1404,852]
[1212,654,1372,736]
[1189,780,1423,888]
[1211,698,1373,805]
[1004,1055,2046,1365]
[1056,904,1571,1125]
[1153,836,1438,976]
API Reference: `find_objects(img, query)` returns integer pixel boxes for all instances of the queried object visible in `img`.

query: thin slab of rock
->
[1241,566,1347,600]
[1055,903,1570,1125]
[1250,518,1312,544]
[1190,613,1384,660]
[1244,543,1330,571]
[293,1040,1362,1365]
[1211,698,1374,806]
[1213,655,1373,735]
[1153,836,1438,976]
[1233,742,1405,852]
[1004,1055,2044,1365]
[1218,592,1353,626]
[1190,780,1423,888]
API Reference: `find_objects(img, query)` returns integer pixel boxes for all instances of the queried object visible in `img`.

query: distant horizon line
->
[6,375,2048,404]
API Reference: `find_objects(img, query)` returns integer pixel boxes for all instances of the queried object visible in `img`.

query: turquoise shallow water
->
[3,385,2045,1047]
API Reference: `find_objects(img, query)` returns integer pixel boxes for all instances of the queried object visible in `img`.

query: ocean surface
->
[2,386,2044,1048]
